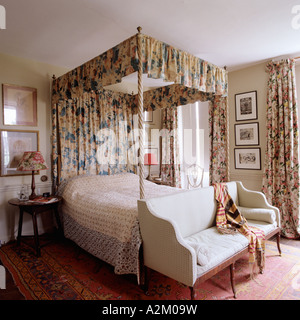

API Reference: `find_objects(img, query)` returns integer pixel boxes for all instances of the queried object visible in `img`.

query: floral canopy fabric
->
[52,32,228,188]
[52,34,227,102]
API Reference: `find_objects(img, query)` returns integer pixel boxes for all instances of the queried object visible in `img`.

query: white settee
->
[137,181,281,299]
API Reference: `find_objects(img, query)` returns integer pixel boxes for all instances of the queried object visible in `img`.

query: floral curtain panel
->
[52,89,137,183]
[262,59,300,239]
[209,96,228,184]
[161,106,181,188]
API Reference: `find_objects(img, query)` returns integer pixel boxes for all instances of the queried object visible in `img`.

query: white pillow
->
[237,206,276,224]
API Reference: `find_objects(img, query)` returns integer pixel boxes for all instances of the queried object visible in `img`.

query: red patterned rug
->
[0,238,299,300]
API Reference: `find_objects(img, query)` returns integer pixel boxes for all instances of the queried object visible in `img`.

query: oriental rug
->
[0,239,299,300]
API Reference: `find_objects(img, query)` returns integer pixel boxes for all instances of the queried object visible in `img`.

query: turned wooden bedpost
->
[137,26,145,199]
[51,74,60,194]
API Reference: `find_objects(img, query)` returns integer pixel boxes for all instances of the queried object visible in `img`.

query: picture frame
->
[235,91,257,121]
[2,84,37,126]
[235,122,259,146]
[144,110,153,122]
[234,148,261,170]
[0,130,39,176]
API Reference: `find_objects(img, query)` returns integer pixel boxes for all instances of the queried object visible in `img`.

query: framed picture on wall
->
[235,122,259,146]
[2,84,37,126]
[234,148,261,170]
[0,130,39,176]
[235,91,257,121]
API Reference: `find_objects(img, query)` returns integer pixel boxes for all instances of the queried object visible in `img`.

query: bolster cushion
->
[237,206,276,224]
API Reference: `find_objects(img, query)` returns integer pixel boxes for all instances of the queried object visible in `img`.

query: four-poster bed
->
[51,27,228,281]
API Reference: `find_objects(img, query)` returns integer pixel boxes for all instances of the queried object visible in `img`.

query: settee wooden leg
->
[143,266,150,296]
[276,233,282,256]
[230,263,237,299]
[190,286,195,300]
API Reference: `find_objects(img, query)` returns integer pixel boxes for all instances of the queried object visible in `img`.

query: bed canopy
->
[51,27,229,199]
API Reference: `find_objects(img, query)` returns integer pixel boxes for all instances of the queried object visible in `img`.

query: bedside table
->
[8,196,63,257]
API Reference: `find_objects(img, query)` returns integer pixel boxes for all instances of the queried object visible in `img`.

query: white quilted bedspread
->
[60,173,180,277]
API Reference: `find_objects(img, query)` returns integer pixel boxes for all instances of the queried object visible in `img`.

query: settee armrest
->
[236,181,281,228]
[138,200,197,287]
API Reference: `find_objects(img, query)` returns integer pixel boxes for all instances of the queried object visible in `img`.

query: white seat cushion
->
[184,220,277,276]
[247,220,277,235]
[185,227,248,268]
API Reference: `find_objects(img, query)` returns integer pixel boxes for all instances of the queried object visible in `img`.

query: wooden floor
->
[0,235,299,300]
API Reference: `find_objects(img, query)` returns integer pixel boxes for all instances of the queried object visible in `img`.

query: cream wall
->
[228,61,300,191]
[0,53,68,243]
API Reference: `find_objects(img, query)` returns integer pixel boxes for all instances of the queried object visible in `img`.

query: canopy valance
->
[52,33,227,103]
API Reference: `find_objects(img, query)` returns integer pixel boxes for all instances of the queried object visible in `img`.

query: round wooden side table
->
[8,196,63,257]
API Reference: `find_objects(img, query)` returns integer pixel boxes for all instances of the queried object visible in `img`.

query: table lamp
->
[144,152,158,180]
[17,151,48,200]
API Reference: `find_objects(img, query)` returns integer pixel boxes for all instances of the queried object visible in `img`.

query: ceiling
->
[1,0,300,73]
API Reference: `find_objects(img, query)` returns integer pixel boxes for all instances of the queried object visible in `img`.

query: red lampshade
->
[144,153,158,166]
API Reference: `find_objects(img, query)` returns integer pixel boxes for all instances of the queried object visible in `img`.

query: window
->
[178,101,209,188]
